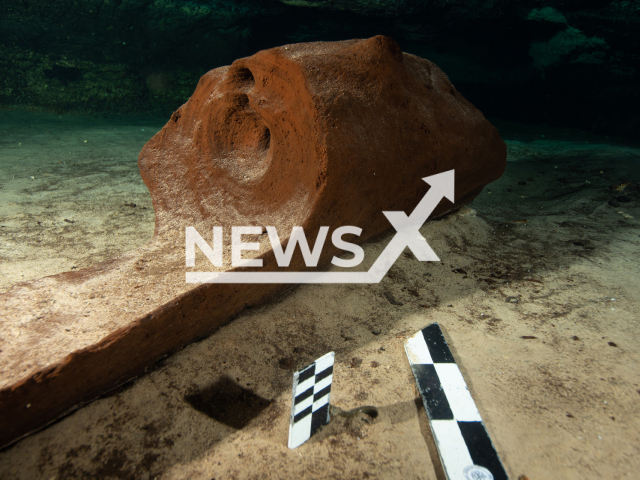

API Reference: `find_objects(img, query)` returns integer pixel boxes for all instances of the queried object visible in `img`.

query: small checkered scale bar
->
[287,351,335,449]
[404,323,508,480]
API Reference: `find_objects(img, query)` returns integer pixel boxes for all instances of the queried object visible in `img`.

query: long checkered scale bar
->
[404,324,508,480]
[288,351,335,449]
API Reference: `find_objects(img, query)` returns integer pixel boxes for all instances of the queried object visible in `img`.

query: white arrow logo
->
[186,169,454,284]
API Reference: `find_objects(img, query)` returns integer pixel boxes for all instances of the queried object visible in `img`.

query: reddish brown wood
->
[0,36,505,448]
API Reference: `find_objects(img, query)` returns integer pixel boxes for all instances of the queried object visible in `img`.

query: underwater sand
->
[0,111,639,479]
[0,111,160,292]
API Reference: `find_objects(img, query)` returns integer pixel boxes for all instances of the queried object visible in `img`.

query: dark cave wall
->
[1,0,639,136]
[0,0,263,114]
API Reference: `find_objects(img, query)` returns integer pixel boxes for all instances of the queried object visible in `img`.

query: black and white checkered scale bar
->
[288,352,335,449]
[405,323,508,480]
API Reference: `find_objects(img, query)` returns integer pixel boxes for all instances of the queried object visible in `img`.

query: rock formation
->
[4,0,639,135]
[0,36,506,448]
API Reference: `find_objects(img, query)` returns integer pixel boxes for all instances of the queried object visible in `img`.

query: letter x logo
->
[186,170,454,283]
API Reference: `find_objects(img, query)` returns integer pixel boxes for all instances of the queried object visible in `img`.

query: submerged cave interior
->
[2,0,639,138]
[1,2,639,479]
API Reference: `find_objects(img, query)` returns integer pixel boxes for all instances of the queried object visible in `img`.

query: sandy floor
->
[0,111,639,479]
[0,111,159,292]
